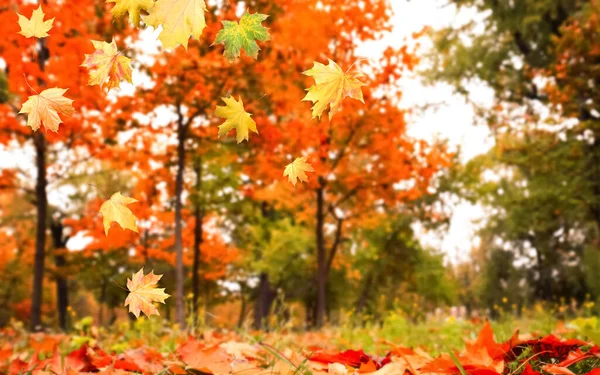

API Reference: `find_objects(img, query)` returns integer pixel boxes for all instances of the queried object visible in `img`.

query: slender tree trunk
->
[50,220,69,331]
[253,273,276,330]
[237,285,247,329]
[142,229,149,267]
[31,131,47,331]
[54,253,68,330]
[356,273,374,315]
[315,184,327,328]
[192,156,204,326]
[98,279,107,327]
[30,35,49,332]
[174,113,186,328]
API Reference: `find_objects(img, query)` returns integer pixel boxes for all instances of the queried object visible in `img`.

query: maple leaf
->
[19,88,74,132]
[81,40,133,91]
[284,157,315,186]
[302,58,365,120]
[99,192,139,236]
[145,0,207,50]
[106,0,154,25]
[124,268,170,318]
[17,5,54,39]
[181,345,233,374]
[213,10,270,62]
[215,96,258,143]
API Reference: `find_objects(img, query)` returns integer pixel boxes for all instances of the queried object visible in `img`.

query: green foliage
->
[351,217,456,318]
[213,11,270,62]
[429,0,583,102]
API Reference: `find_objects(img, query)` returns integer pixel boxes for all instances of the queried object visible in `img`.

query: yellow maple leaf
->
[17,5,54,39]
[19,88,74,132]
[81,39,133,91]
[302,58,366,120]
[145,0,207,50]
[99,192,139,236]
[284,157,315,186]
[106,0,154,25]
[124,268,170,318]
[215,96,258,143]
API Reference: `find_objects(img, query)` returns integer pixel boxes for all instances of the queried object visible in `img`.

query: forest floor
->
[0,313,599,375]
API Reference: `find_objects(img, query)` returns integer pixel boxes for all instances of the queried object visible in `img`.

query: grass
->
[6,302,598,359]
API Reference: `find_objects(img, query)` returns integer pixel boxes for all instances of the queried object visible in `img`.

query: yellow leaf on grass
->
[146,0,207,50]
[19,88,74,132]
[17,6,54,39]
[81,39,133,91]
[215,96,258,143]
[106,0,154,25]
[99,192,139,236]
[284,157,315,186]
[124,268,170,318]
[302,58,365,120]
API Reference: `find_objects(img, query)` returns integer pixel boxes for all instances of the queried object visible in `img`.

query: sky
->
[0,0,492,263]
[356,0,494,263]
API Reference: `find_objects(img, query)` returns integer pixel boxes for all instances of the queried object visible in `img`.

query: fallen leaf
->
[213,10,270,62]
[124,268,170,318]
[284,157,315,186]
[181,345,233,374]
[373,362,407,375]
[302,58,365,120]
[81,40,133,91]
[19,88,74,132]
[215,96,258,143]
[17,5,54,38]
[542,365,576,375]
[145,0,207,50]
[328,363,349,375]
[99,192,139,235]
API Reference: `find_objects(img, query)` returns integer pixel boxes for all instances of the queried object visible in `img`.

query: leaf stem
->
[88,184,109,200]
[508,351,552,375]
[346,58,369,73]
[23,74,39,95]
[111,279,128,292]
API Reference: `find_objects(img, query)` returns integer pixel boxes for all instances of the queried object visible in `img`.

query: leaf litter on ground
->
[0,322,599,375]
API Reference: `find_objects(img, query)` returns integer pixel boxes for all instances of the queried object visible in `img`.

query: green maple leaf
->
[213,10,270,62]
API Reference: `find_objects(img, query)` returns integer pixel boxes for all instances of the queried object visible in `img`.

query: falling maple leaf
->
[99,192,139,236]
[106,0,154,25]
[302,58,365,120]
[19,88,74,132]
[81,39,133,91]
[284,157,315,186]
[215,96,258,143]
[213,10,270,62]
[17,5,54,39]
[124,268,170,318]
[145,0,207,50]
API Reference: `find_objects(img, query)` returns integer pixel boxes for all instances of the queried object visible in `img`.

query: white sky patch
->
[357,0,494,263]
[67,231,93,251]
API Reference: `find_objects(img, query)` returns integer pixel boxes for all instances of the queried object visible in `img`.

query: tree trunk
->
[98,279,107,327]
[30,36,49,332]
[356,273,374,315]
[50,220,68,331]
[237,284,247,329]
[253,273,276,330]
[192,156,204,326]
[315,184,327,328]
[174,113,186,328]
[535,246,553,301]
[31,131,47,331]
